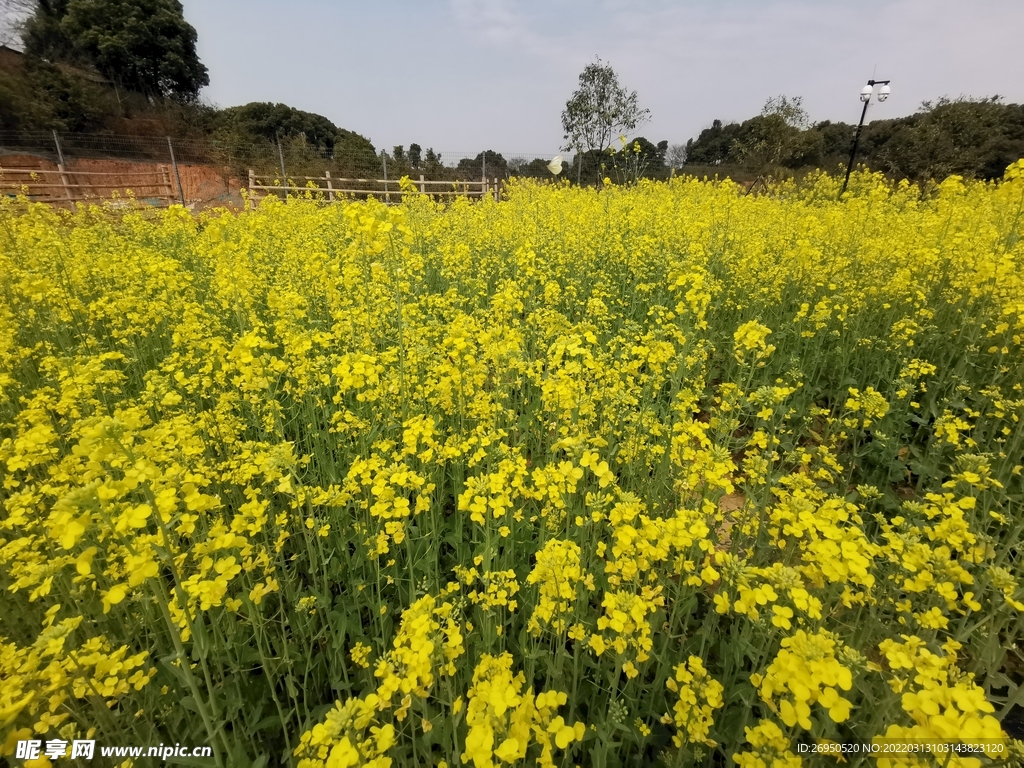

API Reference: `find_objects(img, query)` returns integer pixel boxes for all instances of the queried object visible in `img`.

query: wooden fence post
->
[249,169,256,202]
[159,164,174,206]
[57,163,72,203]
[166,137,186,205]
[419,174,425,194]
[325,170,335,202]
[494,177,499,202]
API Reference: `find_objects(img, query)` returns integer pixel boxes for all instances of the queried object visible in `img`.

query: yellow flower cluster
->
[663,655,724,748]
[590,587,664,677]
[373,593,464,716]
[751,629,854,729]
[0,617,154,744]
[526,539,585,635]
[733,320,776,366]
[874,636,1005,766]
[733,719,802,768]
[462,653,584,768]
[296,591,465,764]
[844,386,890,428]
[454,567,520,613]
[350,642,373,670]
[293,695,395,768]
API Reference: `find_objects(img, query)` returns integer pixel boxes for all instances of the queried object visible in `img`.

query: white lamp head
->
[878,84,890,102]
[860,84,873,102]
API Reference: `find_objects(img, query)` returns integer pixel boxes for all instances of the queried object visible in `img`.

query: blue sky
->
[21,0,1024,156]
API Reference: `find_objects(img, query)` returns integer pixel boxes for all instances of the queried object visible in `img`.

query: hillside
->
[0,44,375,156]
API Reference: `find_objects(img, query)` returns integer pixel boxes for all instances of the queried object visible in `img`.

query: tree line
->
[559,60,1024,185]
[683,95,1024,183]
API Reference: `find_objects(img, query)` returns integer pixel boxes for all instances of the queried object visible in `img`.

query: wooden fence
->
[0,163,176,207]
[248,171,501,203]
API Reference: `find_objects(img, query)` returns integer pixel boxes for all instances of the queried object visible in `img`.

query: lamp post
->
[840,79,891,197]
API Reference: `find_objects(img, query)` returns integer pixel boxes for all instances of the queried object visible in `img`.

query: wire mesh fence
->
[0,131,574,180]
[1,130,717,208]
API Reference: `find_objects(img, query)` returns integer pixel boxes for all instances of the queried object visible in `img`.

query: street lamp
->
[840,78,891,197]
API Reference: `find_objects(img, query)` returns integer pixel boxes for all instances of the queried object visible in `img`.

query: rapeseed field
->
[2,166,1023,767]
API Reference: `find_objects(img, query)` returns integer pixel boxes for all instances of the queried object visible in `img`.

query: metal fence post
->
[52,130,66,166]
[166,137,186,205]
[382,151,390,203]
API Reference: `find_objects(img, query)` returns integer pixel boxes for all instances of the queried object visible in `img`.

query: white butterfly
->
[547,156,563,175]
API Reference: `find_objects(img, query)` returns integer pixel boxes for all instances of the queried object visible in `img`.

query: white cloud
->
[450,0,530,44]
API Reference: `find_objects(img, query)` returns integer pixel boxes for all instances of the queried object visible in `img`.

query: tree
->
[685,119,743,165]
[868,96,1024,182]
[612,137,667,164]
[212,102,375,155]
[458,150,507,177]
[408,143,422,168]
[0,56,108,130]
[24,0,208,101]
[424,148,441,172]
[762,94,809,130]
[665,143,687,168]
[810,120,856,165]
[561,57,650,155]
[730,95,810,170]
[655,139,669,165]
[505,156,566,179]
[608,137,670,183]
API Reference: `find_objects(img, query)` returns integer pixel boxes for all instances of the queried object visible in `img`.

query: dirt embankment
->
[1,153,246,210]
